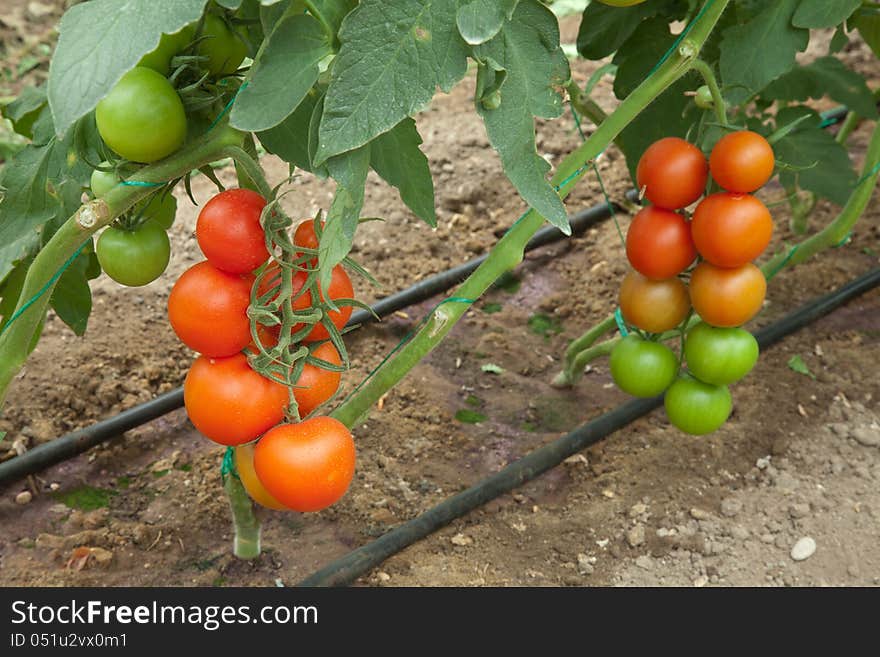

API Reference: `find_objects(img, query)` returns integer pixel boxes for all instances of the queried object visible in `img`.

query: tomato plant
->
[96,220,170,287]
[636,137,708,210]
[184,352,288,446]
[609,335,678,398]
[138,25,195,76]
[619,270,690,334]
[196,188,268,274]
[691,193,773,267]
[167,261,253,357]
[253,417,356,512]
[95,67,187,163]
[663,376,732,436]
[684,322,759,386]
[689,262,766,328]
[626,206,696,279]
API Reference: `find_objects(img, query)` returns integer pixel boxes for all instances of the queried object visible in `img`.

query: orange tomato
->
[619,270,690,333]
[234,443,287,510]
[709,130,775,193]
[689,262,766,327]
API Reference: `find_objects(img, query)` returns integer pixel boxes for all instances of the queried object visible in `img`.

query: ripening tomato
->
[234,443,287,510]
[689,262,766,328]
[294,219,322,253]
[709,130,775,193]
[95,67,186,163]
[684,322,759,386]
[196,189,269,274]
[184,353,288,446]
[691,193,773,267]
[626,206,696,279]
[96,220,170,287]
[609,335,679,398]
[167,261,253,356]
[198,13,248,77]
[636,137,708,210]
[294,341,343,417]
[253,417,356,512]
[90,163,119,197]
[619,270,690,333]
[664,376,732,435]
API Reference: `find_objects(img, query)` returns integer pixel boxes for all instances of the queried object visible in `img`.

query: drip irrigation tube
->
[0,103,857,487]
[297,268,880,586]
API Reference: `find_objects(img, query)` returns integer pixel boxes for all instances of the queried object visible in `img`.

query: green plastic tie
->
[614,308,629,337]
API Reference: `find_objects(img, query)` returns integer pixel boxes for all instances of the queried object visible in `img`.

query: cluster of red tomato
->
[612,130,775,435]
[166,189,357,513]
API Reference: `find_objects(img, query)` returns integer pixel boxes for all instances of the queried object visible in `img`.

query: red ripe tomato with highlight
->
[293,219,323,253]
[184,353,288,446]
[196,189,269,274]
[167,261,253,356]
[294,341,343,416]
[253,417,356,512]
[709,130,775,193]
[689,261,766,327]
[626,206,696,279]
[636,137,708,210]
[691,193,773,267]
[619,270,690,333]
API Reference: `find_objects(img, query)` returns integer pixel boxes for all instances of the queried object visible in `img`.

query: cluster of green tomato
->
[89,6,248,288]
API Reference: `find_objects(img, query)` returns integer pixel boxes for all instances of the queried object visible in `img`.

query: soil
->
[1,8,879,588]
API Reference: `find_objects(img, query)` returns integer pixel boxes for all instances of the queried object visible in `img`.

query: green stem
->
[224,473,261,559]
[763,118,880,277]
[0,125,245,408]
[303,0,337,47]
[835,111,861,145]
[330,0,733,428]
[222,144,274,198]
[566,80,609,128]
[552,314,616,386]
[690,58,727,125]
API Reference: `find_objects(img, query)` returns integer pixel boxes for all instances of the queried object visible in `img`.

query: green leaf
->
[474,0,570,233]
[481,363,504,374]
[576,0,684,60]
[774,108,856,206]
[49,240,96,336]
[230,14,332,132]
[792,0,861,28]
[455,409,487,424]
[315,0,468,165]
[719,0,809,105]
[787,355,815,380]
[456,0,519,45]
[369,118,436,226]
[763,56,878,120]
[308,93,330,178]
[318,145,371,291]
[307,0,358,35]
[829,25,849,54]
[2,86,47,140]
[48,0,207,136]
[257,90,320,172]
[850,12,880,58]
[611,17,675,99]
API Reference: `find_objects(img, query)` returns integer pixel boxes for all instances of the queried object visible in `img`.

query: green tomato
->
[609,335,679,398]
[684,322,759,386]
[138,25,196,76]
[96,220,171,287]
[90,162,120,197]
[96,67,187,163]
[596,0,648,6]
[138,191,178,230]
[198,14,248,77]
[694,85,714,110]
[664,376,732,436]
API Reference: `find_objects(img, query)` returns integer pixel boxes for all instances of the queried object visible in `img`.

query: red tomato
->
[636,137,708,210]
[184,353,288,446]
[196,189,269,274]
[619,270,690,333]
[294,341,343,417]
[709,130,775,193]
[626,206,696,279]
[253,417,356,512]
[293,219,322,252]
[168,261,253,356]
[691,193,773,267]
[689,262,766,327]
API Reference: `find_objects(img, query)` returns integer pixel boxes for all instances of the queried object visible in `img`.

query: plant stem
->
[0,125,244,409]
[763,119,880,277]
[835,111,860,145]
[690,58,727,125]
[330,0,733,428]
[566,80,609,128]
[224,473,261,559]
[552,314,616,386]
[222,144,274,198]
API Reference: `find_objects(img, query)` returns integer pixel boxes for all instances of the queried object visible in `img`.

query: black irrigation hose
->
[0,104,857,487]
[297,268,880,586]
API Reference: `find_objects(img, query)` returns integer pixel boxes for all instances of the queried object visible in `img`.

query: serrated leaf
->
[611,17,675,99]
[793,0,861,29]
[315,0,468,165]
[49,240,95,336]
[763,56,878,120]
[787,355,815,379]
[474,0,570,233]
[850,12,880,58]
[230,14,332,132]
[774,108,856,206]
[2,86,47,140]
[456,0,519,45]
[481,363,504,374]
[370,118,436,226]
[719,0,808,105]
[318,145,371,291]
[257,90,320,172]
[576,0,683,60]
[48,0,208,136]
